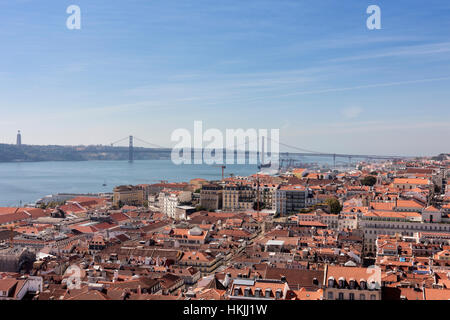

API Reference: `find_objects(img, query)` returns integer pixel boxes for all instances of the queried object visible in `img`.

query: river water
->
[0,160,260,206]
[0,157,338,206]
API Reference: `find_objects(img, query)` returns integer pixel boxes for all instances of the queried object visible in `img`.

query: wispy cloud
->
[329,42,450,63]
[231,76,450,103]
[286,120,450,136]
[341,106,363,119]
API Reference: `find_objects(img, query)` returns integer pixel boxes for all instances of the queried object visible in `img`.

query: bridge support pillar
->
[129,135,133,162]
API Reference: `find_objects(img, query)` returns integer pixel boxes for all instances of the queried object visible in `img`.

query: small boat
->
[102,180,107,187]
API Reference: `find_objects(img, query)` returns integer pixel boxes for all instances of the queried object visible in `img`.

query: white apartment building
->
[275,185,311,215]
[338,213,358,231]
[295,211,339,229]
[361,209,450,254]
[320,213,339,229]
[253,183,278,211]
[158,190,192,219]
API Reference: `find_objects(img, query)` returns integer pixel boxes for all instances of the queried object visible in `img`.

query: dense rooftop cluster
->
[1,156,450,300]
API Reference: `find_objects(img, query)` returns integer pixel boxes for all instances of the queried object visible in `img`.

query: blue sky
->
[0,0,449,156]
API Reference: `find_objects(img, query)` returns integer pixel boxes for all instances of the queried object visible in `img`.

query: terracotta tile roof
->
[370,202,395,211]
[0,212,30,225]
[65,289,110,300]
[424,288,450,300]
[399,287,424,300]
[180,251,215,263]
[289,288,323,300]
[423,205,440,212]
[396,199,425,209]
[325,265,380,285]
[364,210,421,219]
[393,178,431,185]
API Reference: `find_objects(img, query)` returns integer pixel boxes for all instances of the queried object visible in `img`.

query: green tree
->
[361,175,377,186]
[195,205,207,211]
[325,198,342,214]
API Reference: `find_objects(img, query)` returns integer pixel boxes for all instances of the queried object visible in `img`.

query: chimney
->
[223,273,232,288]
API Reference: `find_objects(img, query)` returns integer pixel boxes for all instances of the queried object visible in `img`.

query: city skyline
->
[1,0,450,306]
[3,128,446,159]
[0,1,450,156]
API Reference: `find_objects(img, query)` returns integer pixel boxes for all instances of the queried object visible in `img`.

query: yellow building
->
[113,185,144,207]
[222,184,255,212]
[392,178,431,190]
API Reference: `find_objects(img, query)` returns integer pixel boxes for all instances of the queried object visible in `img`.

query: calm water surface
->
[0,160,259,206]
[0,156,340,206]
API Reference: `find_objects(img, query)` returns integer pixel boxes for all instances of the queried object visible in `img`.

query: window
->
[327,278,334,288]
[327,292,334,300]
[338,292,344,300]
[370,294,376,300]
[360,294,366,300]
[349,293,354,300]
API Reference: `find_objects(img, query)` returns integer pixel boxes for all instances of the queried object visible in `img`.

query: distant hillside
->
[431,153,450,161]
[0,144,172,162]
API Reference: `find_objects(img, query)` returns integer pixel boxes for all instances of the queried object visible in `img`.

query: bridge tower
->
[129,135,133,162]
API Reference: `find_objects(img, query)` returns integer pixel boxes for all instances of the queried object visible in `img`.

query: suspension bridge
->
[109,135,412,168]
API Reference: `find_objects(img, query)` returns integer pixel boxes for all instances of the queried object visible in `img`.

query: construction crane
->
[6,208,21,248]
[8,224,15,248]
[214,165,226,180]
[256,174,260,218]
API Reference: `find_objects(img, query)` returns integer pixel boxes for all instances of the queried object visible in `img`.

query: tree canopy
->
[361,175,377,186]
[325,198,342,214]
